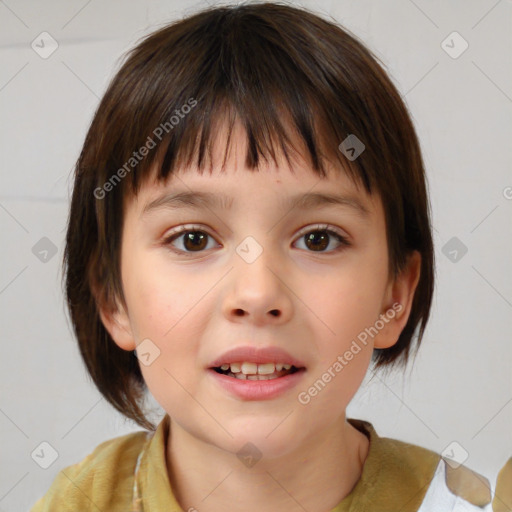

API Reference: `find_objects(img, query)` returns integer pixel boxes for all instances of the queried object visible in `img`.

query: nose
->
[222,250,293,326]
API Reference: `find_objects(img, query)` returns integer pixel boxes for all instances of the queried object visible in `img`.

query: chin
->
[220,415,304,460]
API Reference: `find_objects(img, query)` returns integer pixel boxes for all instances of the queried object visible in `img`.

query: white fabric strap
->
[418,459,493,512]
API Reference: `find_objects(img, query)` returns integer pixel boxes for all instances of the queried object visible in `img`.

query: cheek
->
[123,254,208,406]
[122,249,212,381]
[122,265,171,340]
[307,261,388,352]
[122,248,193,339]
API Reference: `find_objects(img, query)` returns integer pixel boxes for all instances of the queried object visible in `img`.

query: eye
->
[162,223,350,256]
[163,225,218,255]
[294,224,350,253]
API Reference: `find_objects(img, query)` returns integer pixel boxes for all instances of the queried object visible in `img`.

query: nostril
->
[232,309,280,317]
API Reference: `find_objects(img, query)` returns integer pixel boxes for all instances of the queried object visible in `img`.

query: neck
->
[165,415,369,512]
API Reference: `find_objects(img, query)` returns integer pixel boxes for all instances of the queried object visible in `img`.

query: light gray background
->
[1,1,511,510]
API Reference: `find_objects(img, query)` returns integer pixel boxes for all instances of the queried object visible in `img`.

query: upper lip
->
[208,346,306,369]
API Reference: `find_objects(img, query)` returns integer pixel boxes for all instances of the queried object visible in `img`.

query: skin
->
[100,121,421,512]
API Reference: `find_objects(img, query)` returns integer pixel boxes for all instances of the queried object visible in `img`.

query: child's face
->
[105,123,416,458]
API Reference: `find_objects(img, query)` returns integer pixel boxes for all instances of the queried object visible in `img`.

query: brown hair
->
[64,1,435,430]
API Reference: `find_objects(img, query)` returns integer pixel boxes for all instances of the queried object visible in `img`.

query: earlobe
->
[374,251,422,349]
[98,301,137,352]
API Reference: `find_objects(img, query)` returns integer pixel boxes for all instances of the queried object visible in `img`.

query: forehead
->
[138,165,370,219]
[128,118,382,220]
[127,168,386,242]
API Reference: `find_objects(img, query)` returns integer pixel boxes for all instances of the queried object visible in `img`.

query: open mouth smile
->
[212,361,302,380]
[207,346,307,400]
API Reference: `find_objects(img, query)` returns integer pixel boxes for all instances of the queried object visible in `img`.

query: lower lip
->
[208,368,306,400]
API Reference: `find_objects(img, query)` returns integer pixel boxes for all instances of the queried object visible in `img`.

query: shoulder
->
[30,429,151,512]
[384,438,493,510]
[351,419,442,489]
[380,433,492,509]
[350,419,492,511]
[418,457,493,511]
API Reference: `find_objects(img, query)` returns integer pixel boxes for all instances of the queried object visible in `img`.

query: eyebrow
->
[142,190,370,218]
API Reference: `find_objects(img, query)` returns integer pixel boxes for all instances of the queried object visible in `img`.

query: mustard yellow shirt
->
[30,414,508,511]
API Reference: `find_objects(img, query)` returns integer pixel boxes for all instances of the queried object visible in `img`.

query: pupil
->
[185,231,207,251]
[306,232,328,251]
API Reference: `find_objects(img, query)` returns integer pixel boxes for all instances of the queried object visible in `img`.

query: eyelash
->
[162,224,351,257]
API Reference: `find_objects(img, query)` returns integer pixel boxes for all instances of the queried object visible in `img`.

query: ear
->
[98,298,137,352]
[374,250,422,349]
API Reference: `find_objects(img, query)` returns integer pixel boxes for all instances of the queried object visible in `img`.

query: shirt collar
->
[136,415,440,512]
[336,418,441,512]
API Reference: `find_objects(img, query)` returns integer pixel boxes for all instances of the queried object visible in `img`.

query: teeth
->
[241,362,258,375]
[230,362,241,373]
[218,361,296,376]
[234,373,279,381]
[257,363,275,375]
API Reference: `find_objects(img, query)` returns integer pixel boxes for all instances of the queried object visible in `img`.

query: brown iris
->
[183,231,208,251]
[304,231,329,251]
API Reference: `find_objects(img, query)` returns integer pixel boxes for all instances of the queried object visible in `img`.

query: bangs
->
[97,5,379,199]
[133,93,371,194]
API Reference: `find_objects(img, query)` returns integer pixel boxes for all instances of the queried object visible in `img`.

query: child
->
[31,2,508,511]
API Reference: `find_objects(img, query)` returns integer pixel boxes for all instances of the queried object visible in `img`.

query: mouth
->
[207,346,306,399]
[211,362,303,381]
